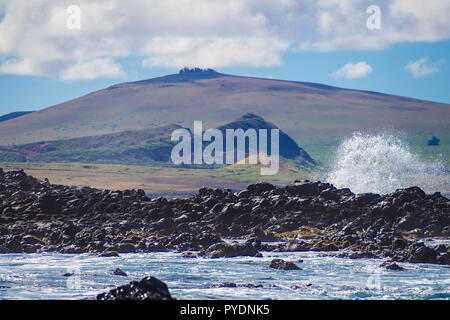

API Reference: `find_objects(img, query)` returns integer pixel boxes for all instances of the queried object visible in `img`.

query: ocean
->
[1,249,449,300]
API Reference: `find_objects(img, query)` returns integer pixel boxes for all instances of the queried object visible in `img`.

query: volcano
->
[0,69,447,152]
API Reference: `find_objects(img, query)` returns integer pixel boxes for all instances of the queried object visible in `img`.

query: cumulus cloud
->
[404,57,441,78]
[330,61,373,79]
[0,58,38,75]
[60,58,125,81]
[0,0,449,80]
[141,37,287,68]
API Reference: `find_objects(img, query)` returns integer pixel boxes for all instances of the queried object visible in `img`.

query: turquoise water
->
[0,251,449,300]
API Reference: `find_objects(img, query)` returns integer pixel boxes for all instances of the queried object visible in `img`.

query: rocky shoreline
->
[0,168,449,266]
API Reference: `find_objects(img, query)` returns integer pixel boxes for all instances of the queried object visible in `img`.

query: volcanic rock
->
[96,276,174,300]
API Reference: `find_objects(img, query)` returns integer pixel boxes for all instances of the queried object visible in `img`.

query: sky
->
[0,0,449,115]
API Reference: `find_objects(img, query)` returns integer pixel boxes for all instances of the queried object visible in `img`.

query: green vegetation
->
[26,143,173,166]
[0,150,26,162]
[0,114,321,172]
[0,125,179,166]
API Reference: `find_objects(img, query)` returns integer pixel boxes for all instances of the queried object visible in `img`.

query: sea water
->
[0,251,449,300]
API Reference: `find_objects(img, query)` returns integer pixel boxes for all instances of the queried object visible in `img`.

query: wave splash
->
[325,132,447,195]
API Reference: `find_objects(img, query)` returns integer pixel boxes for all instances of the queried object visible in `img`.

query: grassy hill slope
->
[0,124,180,165]
[0,113,318,168]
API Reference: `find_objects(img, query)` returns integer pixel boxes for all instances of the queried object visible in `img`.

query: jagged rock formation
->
[96,276,174,300]
[0,168,448,265]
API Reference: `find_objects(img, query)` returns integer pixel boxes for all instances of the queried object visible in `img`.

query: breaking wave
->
[325,132,447,195]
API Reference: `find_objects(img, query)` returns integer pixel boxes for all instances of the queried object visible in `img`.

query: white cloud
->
[404,57,441,78]
[60,58,125,81]
[141,37,287,68]
[330,61,373,79]
[0,0,449,80]
[0,58,38,75]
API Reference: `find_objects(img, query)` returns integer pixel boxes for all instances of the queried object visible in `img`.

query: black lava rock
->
[112,268,128,276]
[96,276,174,300]
[380,261,405,271]
[269,259,301,270]
[0,168,448,266]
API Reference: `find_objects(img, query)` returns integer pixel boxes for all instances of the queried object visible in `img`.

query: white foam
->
[325,132,447,194]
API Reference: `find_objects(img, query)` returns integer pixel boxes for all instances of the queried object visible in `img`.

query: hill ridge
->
[0,71,447,150]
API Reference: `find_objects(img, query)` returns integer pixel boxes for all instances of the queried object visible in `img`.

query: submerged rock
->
[213,282,237,288]
[100,251,120,257]
[212,282,264,288]
[269,259,301,270]
[380,261,405,271]
[112,268,128,276]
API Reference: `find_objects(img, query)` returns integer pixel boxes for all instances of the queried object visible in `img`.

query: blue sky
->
[0,1,449,115]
